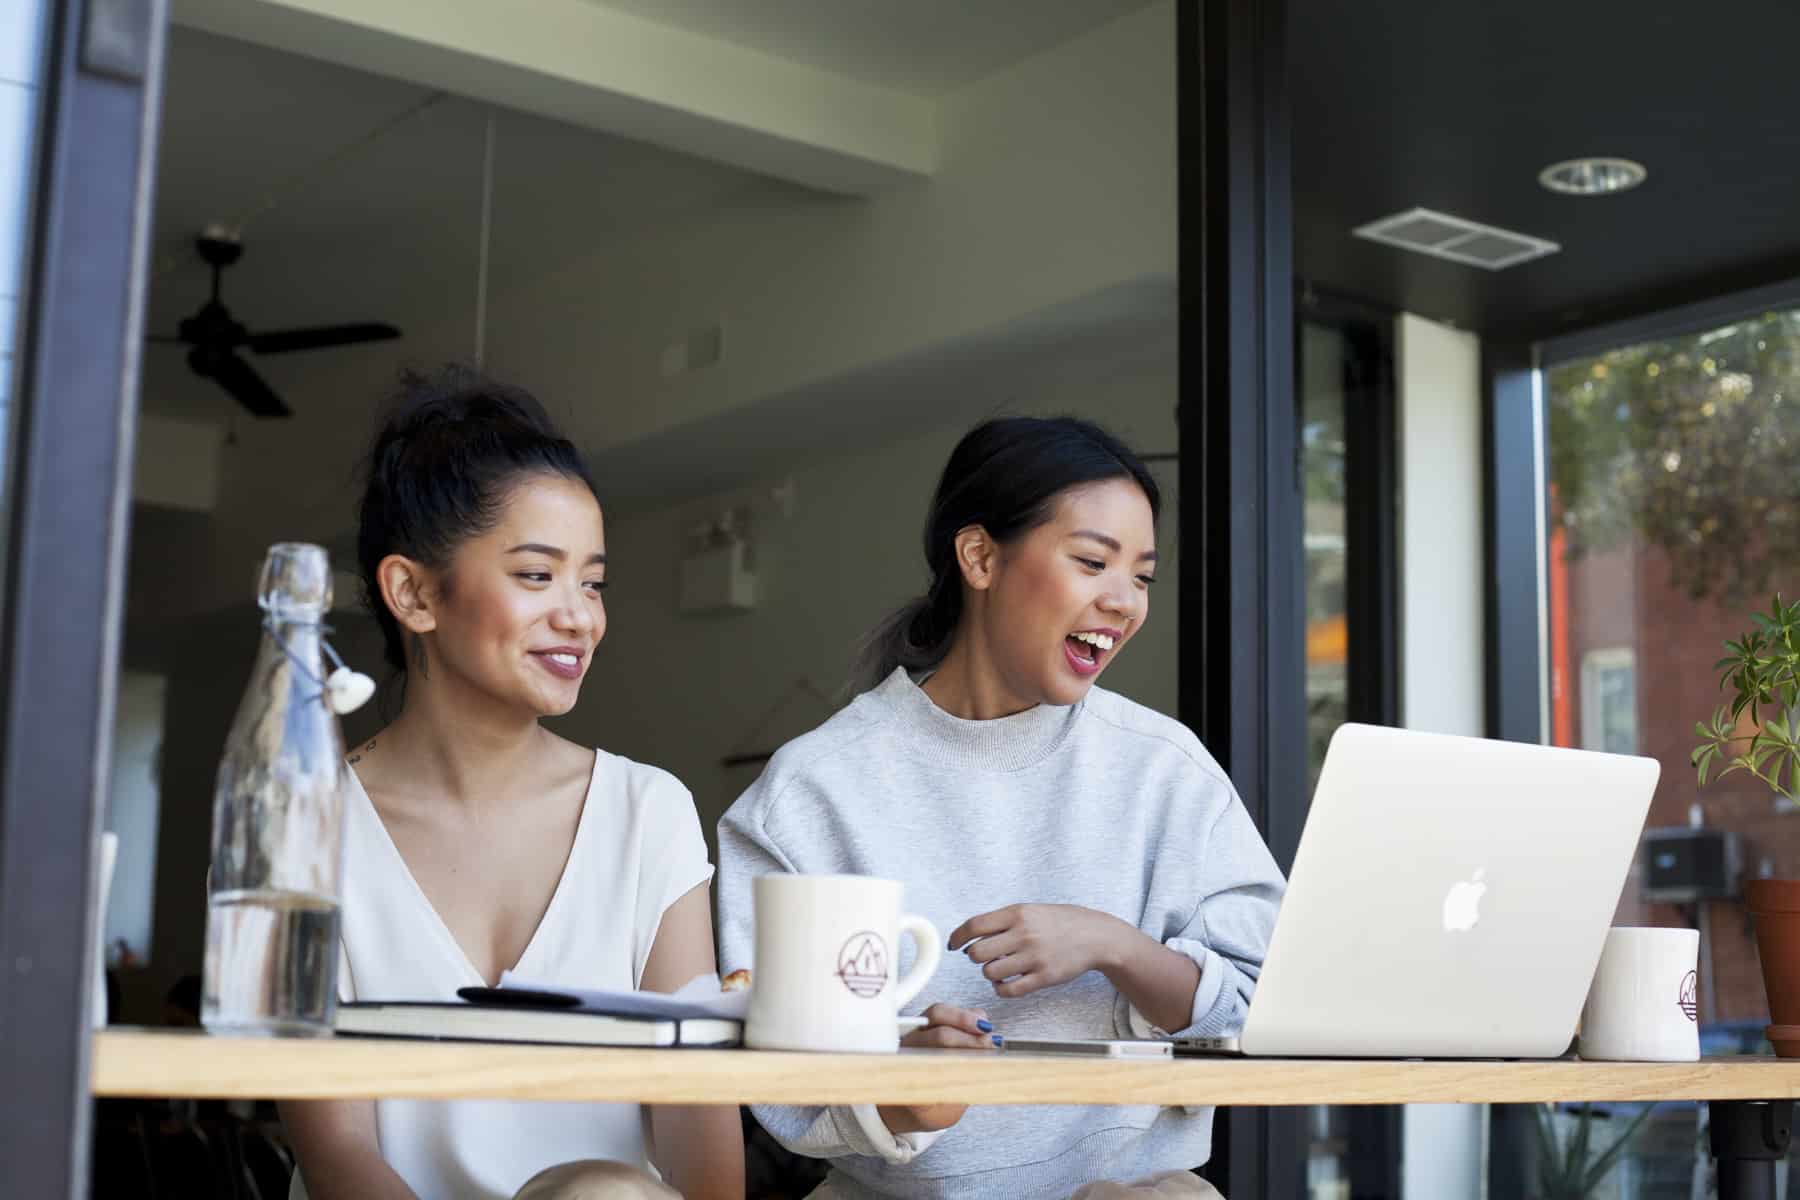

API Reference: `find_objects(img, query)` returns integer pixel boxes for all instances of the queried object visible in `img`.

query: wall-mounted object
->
[661,320,724,377]
[1641,827,1742,903]
[679,536,755,614]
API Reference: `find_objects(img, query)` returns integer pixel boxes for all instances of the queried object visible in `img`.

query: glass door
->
[1298,300,1402,1199]
[1530,304,1800,1196]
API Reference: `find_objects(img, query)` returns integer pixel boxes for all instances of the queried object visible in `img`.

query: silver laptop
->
[1237,723,1659,1059]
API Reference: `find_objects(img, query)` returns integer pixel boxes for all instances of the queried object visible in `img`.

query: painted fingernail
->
[977,1019,994,1033]
[992,1034,1005,1046]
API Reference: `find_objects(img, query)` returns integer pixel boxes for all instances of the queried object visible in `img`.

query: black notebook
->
[336,988,742,1048]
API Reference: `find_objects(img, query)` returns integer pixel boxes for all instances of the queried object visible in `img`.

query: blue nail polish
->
[992,1034,1005,1046]
[977,1019,994,1033]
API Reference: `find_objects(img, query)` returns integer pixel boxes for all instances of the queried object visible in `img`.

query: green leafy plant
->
[1548,311,1800,604]
[1532,1102,1658,1200]
[1692,594,1800,801]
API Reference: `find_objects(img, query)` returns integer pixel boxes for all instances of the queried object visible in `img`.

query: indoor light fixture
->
[1538,157,1648,196]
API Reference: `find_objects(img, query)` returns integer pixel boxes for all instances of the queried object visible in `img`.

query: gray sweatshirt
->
[716,669,1285,1200]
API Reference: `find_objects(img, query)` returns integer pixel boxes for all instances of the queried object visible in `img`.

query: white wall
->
[134,415,224,512]
[558,352,1180,848]
[1404,1105,1488,1200]
[1395,311,1488,1199]
[1397,312,1484,735]
[105,673,167,966]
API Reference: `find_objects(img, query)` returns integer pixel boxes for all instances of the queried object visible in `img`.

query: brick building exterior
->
[1559,538,1797,1024]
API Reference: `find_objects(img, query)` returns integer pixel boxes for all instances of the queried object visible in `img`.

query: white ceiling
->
[144,26,813,422]
[143,6,1164,447]
[583,0,1153,96]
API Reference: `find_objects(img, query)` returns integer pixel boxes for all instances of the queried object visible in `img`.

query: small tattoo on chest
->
[347,738,376,766]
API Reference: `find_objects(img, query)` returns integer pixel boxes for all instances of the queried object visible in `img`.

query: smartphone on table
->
[999,1038,1173,1059]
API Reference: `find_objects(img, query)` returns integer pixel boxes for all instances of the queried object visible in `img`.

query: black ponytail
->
[850,416,1160,695]
[355,365,598,677]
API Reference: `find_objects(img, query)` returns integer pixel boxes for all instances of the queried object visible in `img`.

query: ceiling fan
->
[148,227,401,418]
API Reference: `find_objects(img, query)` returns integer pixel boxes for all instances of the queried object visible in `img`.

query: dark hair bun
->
[356,366,599,675]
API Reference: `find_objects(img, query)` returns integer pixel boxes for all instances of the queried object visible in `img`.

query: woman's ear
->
[952,525,998,591]
[377,555,437,635]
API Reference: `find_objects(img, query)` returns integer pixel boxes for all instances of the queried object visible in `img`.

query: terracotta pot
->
[1744,879,1800,1057]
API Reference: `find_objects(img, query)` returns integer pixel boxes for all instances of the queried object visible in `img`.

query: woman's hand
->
[949,904,1134,997]
[877,1003,998,1135]
[953,903,1202,1033]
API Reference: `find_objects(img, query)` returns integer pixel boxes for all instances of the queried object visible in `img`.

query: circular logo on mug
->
[836,932,889,999]
[1678,969,1699,1021]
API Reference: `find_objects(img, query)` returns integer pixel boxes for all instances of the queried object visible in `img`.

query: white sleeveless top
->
[291,750,713,1200]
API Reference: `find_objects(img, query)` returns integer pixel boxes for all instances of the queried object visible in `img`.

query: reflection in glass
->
[1541,306,1800,1194]
[1302,321,1351,795]
[1298,319,1369,1199]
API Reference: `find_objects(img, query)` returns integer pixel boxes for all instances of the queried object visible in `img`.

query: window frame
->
[1539,275,1800,370]
[1578,645,1638,756]
[1177,0,1308,1193]
[0,1,167,1195]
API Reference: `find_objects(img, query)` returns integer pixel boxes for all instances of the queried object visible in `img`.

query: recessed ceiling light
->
[1538,157,1647,196]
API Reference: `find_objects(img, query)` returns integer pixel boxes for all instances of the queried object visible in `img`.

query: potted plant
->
[1693,593,1800,1055]
[1531,1102,1658,1200]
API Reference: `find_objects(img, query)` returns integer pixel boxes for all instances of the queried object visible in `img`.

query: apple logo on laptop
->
[1442,869,1487,933]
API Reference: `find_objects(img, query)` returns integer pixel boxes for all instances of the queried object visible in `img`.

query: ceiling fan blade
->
[247,322,400,354]
[204,351,291,418]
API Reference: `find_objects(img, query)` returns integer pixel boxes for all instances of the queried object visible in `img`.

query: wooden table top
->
[90,1029,1800,1107]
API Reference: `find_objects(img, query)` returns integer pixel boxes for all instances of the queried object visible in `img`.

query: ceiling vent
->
[1352,207,1559,271]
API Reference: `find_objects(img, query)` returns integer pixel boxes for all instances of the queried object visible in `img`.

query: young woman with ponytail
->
[282,367,742,1200]
[717,417,1284,1200]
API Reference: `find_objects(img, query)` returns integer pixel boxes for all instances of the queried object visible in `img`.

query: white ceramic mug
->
[1578,926,1701,1062]
[746,874,942,1053]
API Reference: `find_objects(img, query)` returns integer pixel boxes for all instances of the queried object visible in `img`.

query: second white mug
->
[1578,926,1700,1062]
[746,874,941,1053]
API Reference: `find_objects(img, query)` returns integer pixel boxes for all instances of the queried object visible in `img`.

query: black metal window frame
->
[1538,275,1800,370]
[1483,340,1546,747]
[1301,287,1401,735]
[0,1,167,1196]
[1178,0,1310,1194]
[1180,4,1409,1193]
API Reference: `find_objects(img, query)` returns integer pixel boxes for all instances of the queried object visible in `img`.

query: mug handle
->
[892,914,942,1010]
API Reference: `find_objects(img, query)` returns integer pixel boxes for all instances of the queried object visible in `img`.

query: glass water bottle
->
[201,543,347,1036]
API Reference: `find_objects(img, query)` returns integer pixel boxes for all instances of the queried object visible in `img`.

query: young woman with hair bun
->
[283,367,742,1200]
